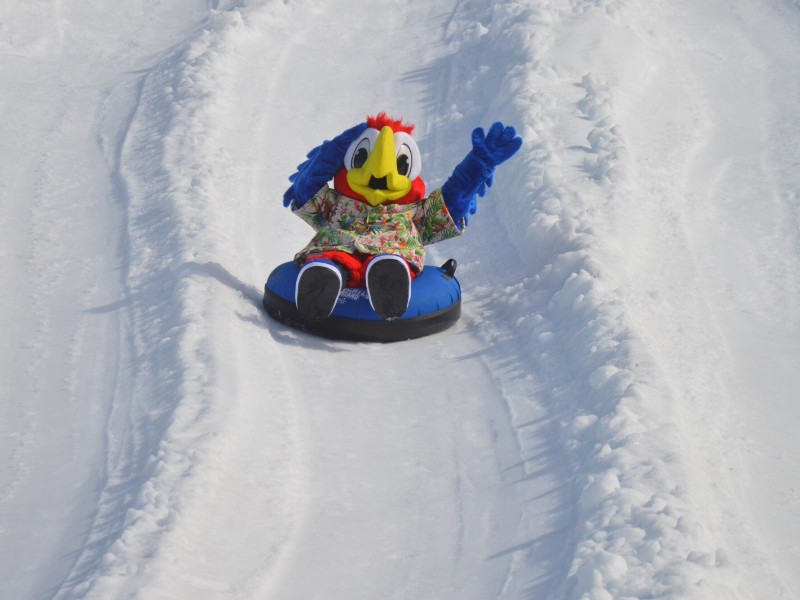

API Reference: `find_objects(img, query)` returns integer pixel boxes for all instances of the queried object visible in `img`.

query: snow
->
[1,0,799,598]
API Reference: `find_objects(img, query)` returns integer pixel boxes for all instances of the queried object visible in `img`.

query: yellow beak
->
[346,126,413,206]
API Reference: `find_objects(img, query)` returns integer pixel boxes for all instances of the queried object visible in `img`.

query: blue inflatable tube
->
[263,259,461,342]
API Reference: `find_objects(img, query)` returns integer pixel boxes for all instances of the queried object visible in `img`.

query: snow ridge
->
[57,12,236,598]
[55,4,302,597]
[438,0,746,597]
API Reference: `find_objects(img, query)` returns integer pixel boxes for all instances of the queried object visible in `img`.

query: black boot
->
[366,255,411,320]
[296,261,344,322]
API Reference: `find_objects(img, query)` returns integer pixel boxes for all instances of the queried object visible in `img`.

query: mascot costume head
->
[334,113,427,207]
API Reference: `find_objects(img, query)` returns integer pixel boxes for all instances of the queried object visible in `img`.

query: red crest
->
[366,112,415,134]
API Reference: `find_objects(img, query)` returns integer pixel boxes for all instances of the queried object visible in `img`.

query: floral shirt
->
[293,185,463,272]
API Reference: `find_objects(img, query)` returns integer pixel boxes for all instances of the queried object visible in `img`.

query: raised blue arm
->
[441,122,522,227]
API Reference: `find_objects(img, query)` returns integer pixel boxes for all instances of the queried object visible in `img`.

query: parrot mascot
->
[282,112,522,323]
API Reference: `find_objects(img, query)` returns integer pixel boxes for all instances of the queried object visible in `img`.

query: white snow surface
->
[2,0,799,598]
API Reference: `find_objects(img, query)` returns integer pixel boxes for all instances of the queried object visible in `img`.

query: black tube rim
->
[262,285,461,343]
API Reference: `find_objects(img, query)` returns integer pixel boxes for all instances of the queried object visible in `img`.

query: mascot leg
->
[366,254,412,320]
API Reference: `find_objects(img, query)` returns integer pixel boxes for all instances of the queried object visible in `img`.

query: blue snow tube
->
[263,259,461,342]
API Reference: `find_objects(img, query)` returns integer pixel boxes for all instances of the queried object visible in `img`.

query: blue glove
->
[283,122,368,208]
[441,122,522,227]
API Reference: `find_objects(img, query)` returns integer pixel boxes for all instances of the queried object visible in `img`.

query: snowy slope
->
[1,0,799,599]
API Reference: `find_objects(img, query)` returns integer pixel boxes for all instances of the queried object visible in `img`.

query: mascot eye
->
[393,132,421,180]
[396,145,413,176]
[344,128,380,171]
[352,138,370,169]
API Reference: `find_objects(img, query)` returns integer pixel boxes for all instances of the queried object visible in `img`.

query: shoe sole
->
[367,258,411,320]
[296,265,342,321]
